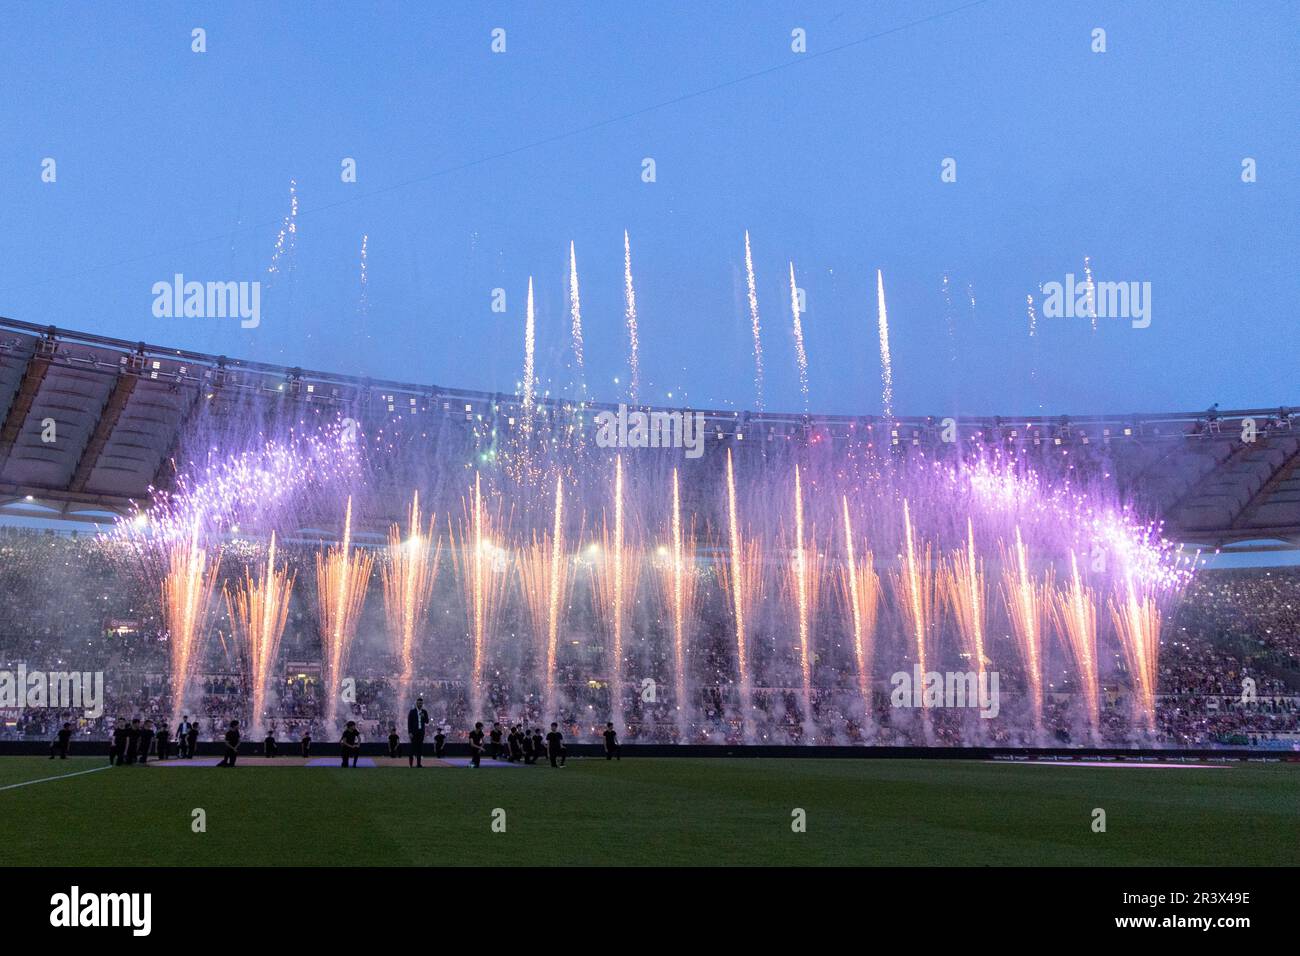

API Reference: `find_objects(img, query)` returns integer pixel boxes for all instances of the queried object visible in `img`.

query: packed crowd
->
[2,530,1297,748]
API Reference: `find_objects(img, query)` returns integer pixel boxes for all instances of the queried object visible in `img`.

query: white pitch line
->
[0,765,113,792]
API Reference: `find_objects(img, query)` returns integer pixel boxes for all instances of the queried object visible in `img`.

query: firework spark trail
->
[744,231,764,411]
[1000,526,1050,742]
[382,492,440,708]
[267,179,298,280]
[520,476,571,720]
[943,517,989,677]
[568,241,586,387]
[718,449,758,740]
[226,531,296,736]
[316,496,375,733]
[839,495,880,716]
[623,231,640,405]
[162,521,222,726]
[789,466,820,738]
[451,473,512,721]
[875,269,894,423]
[1083,255,1097,331]
[1110,574,1162,735]
[1051,551,1101,743]
[522,276,537,432]
[659,468,698,742]
[590,456,640,735]
[789,262,809,412]
[890,500,937,739]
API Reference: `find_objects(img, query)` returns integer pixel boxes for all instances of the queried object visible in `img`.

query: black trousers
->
[50,740,69,759]
[471,747,481,767]
[187,737,198,758]
[409,731,424,764]
[341,746,359,767]
[548,747,565,767]
[220,746,238,766]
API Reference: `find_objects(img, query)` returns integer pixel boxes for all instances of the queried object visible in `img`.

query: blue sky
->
[1,0,1297,417]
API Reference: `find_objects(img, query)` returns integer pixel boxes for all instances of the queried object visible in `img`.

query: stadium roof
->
[0,316,1298,549]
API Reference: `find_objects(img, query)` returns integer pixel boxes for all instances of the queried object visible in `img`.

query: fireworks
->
[225,531,296,735]
[589,456,640,733]
[876,269,894,422]
[162,522,222,725]
[717,449,761,739]
[623,231,641,405]
[450,472,512,720]
[315,496,375,732]
[382,492,440,706]
[1051,551,1101,743]
[890,501,938,738]
[744,231,764,411]
[1110,574,1162,735]
[789,261,810,412]
[568,241,586,386]
[943,517,989,677]
[658,468,698,742]
[787,465,824,737]
[519,475,574,720]
[1000,526,1050,741]
[839,495,880,713]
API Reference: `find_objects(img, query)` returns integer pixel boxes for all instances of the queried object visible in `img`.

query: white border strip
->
[0,765,113,792]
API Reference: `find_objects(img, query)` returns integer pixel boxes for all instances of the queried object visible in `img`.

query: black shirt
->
[546,731,563,751]
[469,730,484,749]
[604,729,617,748]
[342,728,360,746]
[224,729,240,749]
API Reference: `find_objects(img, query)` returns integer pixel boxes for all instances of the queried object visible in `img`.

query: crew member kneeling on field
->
[341,720,362,767]
[217,720,241,767]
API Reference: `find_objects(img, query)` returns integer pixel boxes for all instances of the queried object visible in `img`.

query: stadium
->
[3,3,1295,925]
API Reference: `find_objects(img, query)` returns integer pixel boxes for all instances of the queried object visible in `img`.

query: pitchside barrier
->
[2,741,1294,760]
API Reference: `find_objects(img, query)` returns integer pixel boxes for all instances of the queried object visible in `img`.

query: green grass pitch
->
[1,757,1294,866]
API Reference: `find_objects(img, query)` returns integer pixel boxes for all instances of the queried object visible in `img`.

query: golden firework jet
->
[450,473,512,721]
[381,492,440,707]
[1051,551,1101,743]
[1109,574,1162,735]
[315,496,375,732]
[589,455,641,734]
[657,468,699,741]
[839,495,880,712]
[999,526,1051,740]
[225,531,296,735]
[163,521,222,726]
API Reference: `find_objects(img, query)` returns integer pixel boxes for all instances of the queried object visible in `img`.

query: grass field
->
[1,756,1294,866]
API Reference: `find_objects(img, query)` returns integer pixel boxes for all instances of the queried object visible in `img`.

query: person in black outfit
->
[123,718,142,765]
[49,722,72,759]
[407,696,430,767]
[488,722,503,760]
[340,720,361,767]
[387,725,401,759]
[468,722,485,768]
[546,723,565,768]
[531,728,544,762]
[217,720,240,767]
[137,720,155,764]
[522,727,536,764]
[156,722,170,760]
[176,716,192,758]
[109,718,126,766]
[264,731,277,758]
[603,722,620,760]
[432,726,446,759]
[186,721,199,760]
[300,730,312,758]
